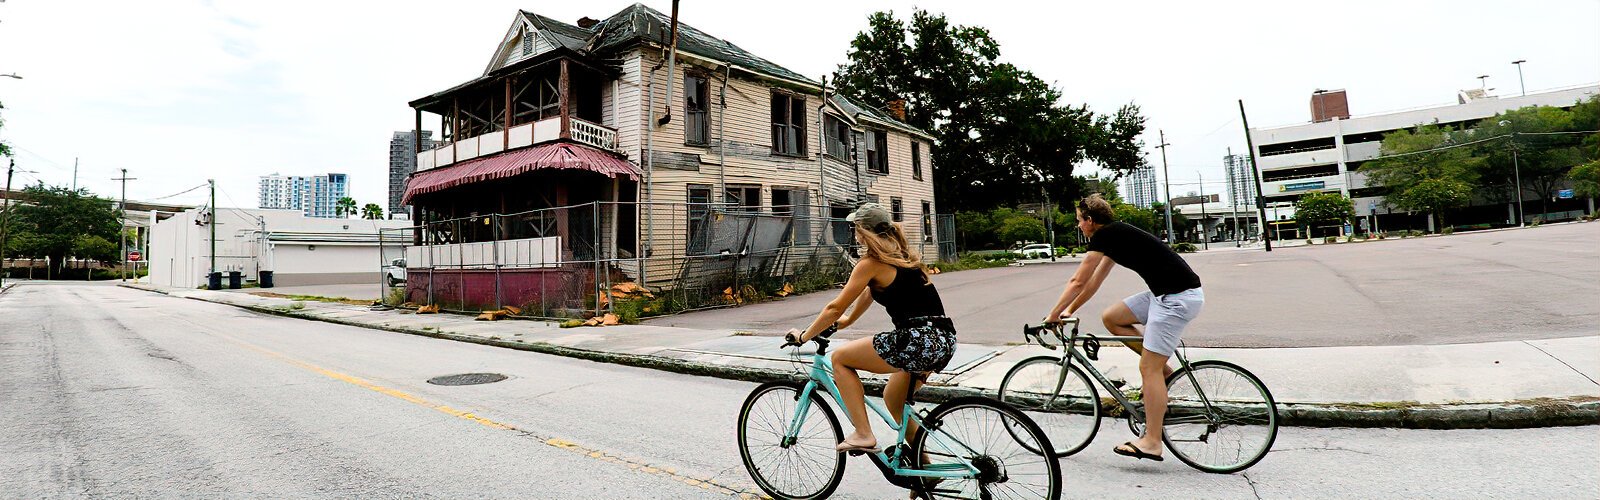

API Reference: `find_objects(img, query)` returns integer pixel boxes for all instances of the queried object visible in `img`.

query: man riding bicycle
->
[1044,193,1205,462]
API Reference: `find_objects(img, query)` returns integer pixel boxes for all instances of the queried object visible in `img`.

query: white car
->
[1015,243,1053,259]
[383,258,407,287]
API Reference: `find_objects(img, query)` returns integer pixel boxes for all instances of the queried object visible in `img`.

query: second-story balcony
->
[416,116,616,171]
[410,55,620,172]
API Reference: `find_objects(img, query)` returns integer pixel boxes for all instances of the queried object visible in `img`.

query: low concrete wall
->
[273,272,379,287]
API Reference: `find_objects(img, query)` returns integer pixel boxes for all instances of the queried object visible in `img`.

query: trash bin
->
[227,271,242,289]
[207,272,222,290]
[259,270,274,288]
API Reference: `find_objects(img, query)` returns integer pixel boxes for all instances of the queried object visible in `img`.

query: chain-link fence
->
[380,201,949,321]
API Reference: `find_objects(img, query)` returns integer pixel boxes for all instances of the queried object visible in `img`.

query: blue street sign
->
[1558,189,1574,199]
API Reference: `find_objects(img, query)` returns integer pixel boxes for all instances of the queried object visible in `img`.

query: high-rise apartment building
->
[1223,152,1258,208]
[259,173,349,218]
[389,130,434,217]
[1122,165,1160,208]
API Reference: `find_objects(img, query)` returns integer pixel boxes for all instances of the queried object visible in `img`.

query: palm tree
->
[335,197,357,218]
[361,203,383,220]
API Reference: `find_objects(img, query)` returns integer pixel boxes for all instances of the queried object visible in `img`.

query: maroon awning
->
[402,142,640,205]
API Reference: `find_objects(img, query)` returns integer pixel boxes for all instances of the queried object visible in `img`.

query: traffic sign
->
[128,251,142,262]
[1558,189,1574,200]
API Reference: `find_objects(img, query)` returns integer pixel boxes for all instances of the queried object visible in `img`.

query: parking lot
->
[647,222,1600,347]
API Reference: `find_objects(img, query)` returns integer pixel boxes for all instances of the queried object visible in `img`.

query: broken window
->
[825,114,851,160]
[771,92,807,156]
[686,74,709,145]
[867,130,889,174]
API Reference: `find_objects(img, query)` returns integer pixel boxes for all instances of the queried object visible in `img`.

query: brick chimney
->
[886,99,907,122]
[1310,89,1350,123]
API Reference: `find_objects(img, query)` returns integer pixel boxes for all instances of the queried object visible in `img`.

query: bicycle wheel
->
[910,397,1062,500]
[996,356,1101,456]
[1161,360,1279,474]
[737,382,846,499]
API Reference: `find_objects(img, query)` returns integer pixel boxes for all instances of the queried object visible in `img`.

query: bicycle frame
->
[1031,321,1221,428]
[784,350,980,480]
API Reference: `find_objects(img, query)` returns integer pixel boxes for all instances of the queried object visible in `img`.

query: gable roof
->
[521,11,591,52]
[587,3,817,86]
[829,94,936,142]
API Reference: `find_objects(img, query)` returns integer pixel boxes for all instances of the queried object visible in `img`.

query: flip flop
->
[835,438,881,454]
[1113,441,1164,461]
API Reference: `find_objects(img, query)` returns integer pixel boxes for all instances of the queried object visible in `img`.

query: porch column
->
[559,59,571,140]
[504,77,512,149]
[555,184,571,259]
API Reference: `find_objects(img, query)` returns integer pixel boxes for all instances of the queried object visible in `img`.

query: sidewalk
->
[121,283,1599,429]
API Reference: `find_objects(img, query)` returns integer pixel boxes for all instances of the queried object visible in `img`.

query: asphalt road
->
[647,223,1600,347]
[3,282,1597,498]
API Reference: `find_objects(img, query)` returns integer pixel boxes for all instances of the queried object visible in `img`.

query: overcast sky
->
[1,0,1597,209]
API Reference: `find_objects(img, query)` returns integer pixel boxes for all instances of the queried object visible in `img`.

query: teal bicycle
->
[737,326,1062,500]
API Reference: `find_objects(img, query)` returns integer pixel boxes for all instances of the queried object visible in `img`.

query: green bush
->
[1441,226,1455,235]
[1171,242,1197,253]
[1324,236,1338,244]
[1529,217,1543,227]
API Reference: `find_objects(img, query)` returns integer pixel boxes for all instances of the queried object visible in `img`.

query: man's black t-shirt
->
[1085,221,1202,296]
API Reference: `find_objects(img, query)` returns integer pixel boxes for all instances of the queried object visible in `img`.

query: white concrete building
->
[1122,165,1160,208]
[149,207,408,288]
[1247,84,1599,228]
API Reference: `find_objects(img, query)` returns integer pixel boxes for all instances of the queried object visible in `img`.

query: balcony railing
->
[571,118,617,151]
[416,117,619,171]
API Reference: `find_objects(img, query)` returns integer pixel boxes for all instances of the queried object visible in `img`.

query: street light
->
[1499,120,1526,227]
[1476,75,1489,89]
[0,73,20,80]
[1511,60,1527,97]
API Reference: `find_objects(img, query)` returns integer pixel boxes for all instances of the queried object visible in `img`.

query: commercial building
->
[148,207,408,288]
[1247,84,1598,234]
[259,173,350,218]
[388,130,434,218]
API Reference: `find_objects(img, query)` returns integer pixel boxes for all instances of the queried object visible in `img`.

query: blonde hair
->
[855,222,928,278]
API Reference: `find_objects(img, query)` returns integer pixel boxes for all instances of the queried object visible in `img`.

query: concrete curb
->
[122,283,1600,430]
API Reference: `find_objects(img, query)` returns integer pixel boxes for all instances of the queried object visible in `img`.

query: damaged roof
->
[584,3,818,86]
[829,93,935,141]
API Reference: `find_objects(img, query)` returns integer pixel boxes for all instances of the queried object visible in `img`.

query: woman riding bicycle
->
[786,202,956,455]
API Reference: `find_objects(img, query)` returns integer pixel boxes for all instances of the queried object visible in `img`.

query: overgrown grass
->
[930,252,1015,273]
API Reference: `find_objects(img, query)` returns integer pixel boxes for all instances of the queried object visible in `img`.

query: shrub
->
[1171,242,1197,253]
[1324,236,1338,244]
[1529,217,1543,227]
[1441,226,1455,235]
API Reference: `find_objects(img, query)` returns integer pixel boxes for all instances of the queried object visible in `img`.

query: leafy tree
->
[1363,125,1482,229]
[7,184,122,277]
[1570,160,1600,199]
[361,203,383,220]
[335,197,357,218]
[996,213,1046,247]
[1112,202,1160,236]
[833,9,1147,212]
[1294,192,1355,236]
[1472,104,1590,216]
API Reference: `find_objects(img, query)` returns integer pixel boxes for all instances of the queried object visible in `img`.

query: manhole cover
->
[427,373,508,386]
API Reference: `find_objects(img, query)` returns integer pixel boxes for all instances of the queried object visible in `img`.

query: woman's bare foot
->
[1113,437,1164,460]
[835,431,879,452]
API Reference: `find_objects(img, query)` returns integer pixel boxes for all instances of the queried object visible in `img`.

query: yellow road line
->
[221,337,765,498]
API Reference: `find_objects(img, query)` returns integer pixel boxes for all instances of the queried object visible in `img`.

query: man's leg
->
[1102,300,1171,378]
[1129,349,1170,456]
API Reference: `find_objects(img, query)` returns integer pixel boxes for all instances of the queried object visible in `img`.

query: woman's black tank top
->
[870,265,946,329]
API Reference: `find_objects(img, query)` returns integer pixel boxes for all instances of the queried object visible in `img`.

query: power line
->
[146,182,211,201]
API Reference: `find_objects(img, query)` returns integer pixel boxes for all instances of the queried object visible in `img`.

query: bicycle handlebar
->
[781,323,838,354]
[1022,318,1078,350]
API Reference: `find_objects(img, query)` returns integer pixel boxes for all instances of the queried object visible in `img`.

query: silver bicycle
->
[996,318,1278,474]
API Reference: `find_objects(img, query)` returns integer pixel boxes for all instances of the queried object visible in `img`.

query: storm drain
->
[427,373,508,386]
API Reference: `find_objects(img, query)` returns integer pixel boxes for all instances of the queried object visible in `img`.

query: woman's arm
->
[796,258,880,342]
[836,287,874,330]
[1045,251,1110,321]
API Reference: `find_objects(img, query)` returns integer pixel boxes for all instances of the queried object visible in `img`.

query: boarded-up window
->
[824,114,851,160]
[921,200,933,242]
[771,93,807,156]
[867,130,889,174]
[912,142,923,181]
[891,197,903,222]
[685,74,709,145]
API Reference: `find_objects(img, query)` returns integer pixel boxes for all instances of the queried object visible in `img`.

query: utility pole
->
[1198,171,1210,251]
[1512,138,1526,227]
[112,169,136,281]
[209,179,218,289]
[1156,129,1174,243]
[72,158,78,191]
[1239,100,1272,252]
[1,159,14,287]
[1512,60,1527,97]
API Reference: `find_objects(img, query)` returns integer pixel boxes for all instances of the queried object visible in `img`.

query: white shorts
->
[1122,287,1204,357]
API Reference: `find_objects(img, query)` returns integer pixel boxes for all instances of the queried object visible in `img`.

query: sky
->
[1,0,1597,209]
